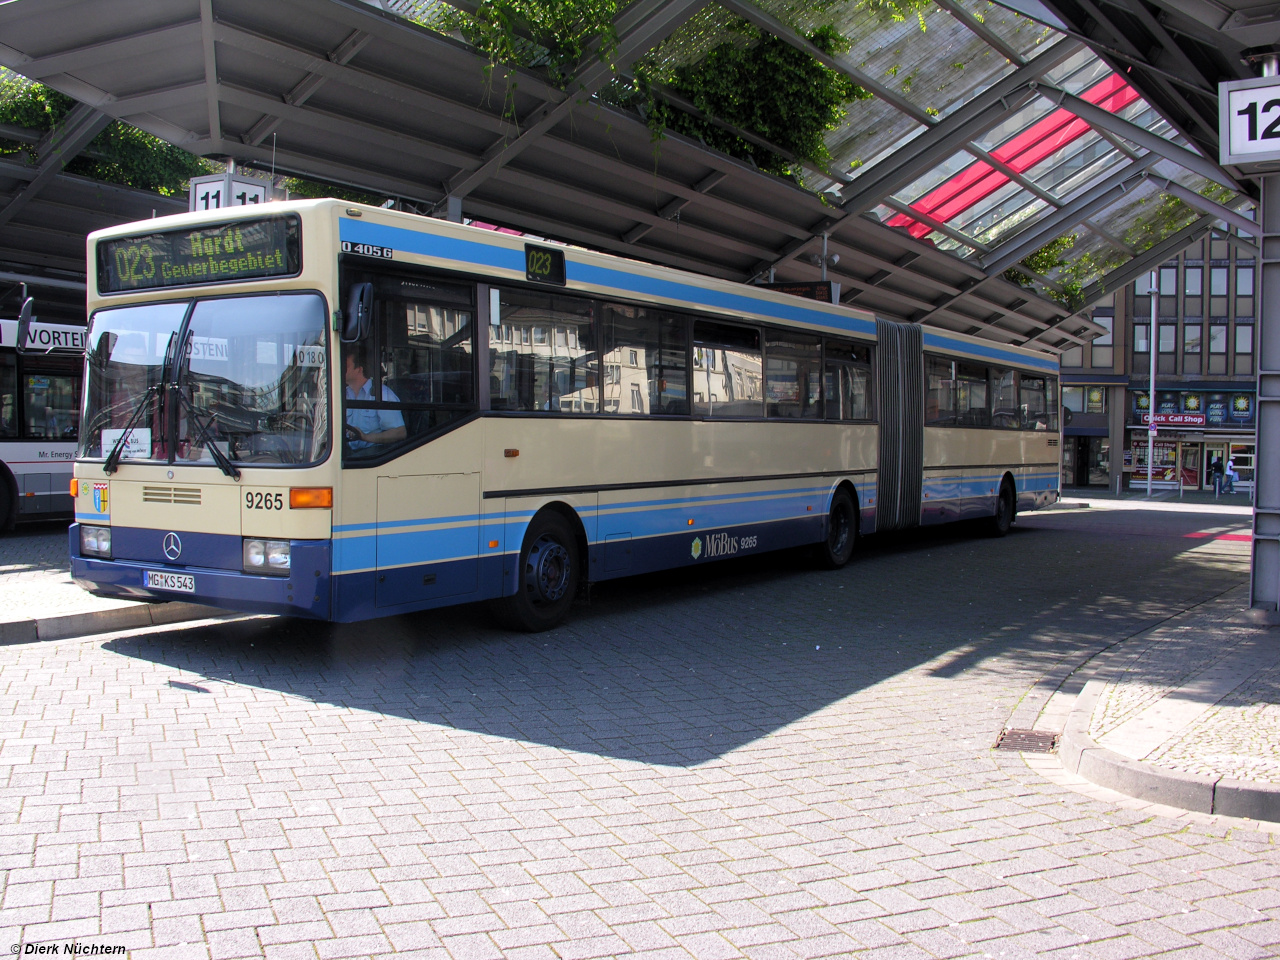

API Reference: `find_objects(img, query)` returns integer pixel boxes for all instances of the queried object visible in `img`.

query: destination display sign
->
[97,215,301,294]
[758,281,841,303]
[525,244,566,286]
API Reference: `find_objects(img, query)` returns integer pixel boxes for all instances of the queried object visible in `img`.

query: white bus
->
[71,200,1059,629]
[0,289,84,527]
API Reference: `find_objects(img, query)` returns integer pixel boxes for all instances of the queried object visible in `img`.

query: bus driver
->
[343,347,406,449]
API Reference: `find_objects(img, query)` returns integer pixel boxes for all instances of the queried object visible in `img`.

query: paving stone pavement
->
[2,504,1279,959]
[0,521,136,621]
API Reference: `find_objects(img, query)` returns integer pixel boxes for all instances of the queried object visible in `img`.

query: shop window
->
[764,330,821,419]
[1085,386,1106,414]
[1062,385,1083,413]
[1208,324,1228,375]
[1236,324,1254,376]
[692,321,762,418]
[823,341,872,421]
[490,290,597,413]
[599,304,688,415]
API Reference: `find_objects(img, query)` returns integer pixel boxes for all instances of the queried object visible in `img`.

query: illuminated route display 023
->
[97,215,301,293]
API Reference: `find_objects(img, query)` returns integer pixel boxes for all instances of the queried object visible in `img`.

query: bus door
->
[375,473,480,608]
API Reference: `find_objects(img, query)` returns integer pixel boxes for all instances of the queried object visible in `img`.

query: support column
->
[1252,172,1280,608]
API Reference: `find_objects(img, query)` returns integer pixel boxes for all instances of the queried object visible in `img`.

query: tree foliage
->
[0,75,209,195]
[631,23,867,179]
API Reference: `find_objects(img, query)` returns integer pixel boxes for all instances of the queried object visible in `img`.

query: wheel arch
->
[529,500,590,581]
[1000,471,1018,516]
[831,478,861,537]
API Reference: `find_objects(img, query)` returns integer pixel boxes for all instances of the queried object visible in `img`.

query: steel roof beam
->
[879,197,992,253]
[1146,175,1258,236]
[441,0,708,205]
[0,103,111,231]
[1076,214,1217,305]
[12,18,203,79]
[1039,82,1243,192]
[1102,0,1215,92]
[980,154,1159,273]
[200,0,222,147]
[932,0,1027,64]
[209,22,518,146]
[836,43,1082,214]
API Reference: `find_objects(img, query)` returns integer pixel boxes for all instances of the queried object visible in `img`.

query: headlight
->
[243,538,290,575]
[80,525,112,558]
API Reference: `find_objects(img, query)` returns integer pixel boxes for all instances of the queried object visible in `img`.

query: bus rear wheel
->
[491,512,580,632]
[988,481,1015,537]
[815,489,857,568]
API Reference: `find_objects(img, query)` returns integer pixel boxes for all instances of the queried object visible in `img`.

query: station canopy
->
[0,0,1261,350]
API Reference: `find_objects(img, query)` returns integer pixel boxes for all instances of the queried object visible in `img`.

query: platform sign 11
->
[1220,76,1280,167]
[188,173,269,212]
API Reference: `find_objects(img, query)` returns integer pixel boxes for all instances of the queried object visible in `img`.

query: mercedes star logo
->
[162,532,182,561]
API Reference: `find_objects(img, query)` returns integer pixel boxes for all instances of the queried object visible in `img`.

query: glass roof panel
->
[946,0,1060,59]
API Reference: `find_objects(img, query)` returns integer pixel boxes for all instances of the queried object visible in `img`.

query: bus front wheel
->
[491,512,580,632]
[815,489,857,568]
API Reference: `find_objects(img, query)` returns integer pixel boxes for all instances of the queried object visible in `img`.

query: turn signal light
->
[289,487,333,509]
[70,478,79,497]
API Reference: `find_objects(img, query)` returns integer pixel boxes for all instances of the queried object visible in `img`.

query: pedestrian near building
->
[1212,457,1224,497]
[1226,457,1237,494]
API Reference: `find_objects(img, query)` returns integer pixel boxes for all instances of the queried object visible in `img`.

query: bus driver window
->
[343,346,406,450]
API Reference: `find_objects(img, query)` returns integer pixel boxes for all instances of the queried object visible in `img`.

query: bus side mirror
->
[15,296,33,355]
[1061,407,1073,427]
[341,283,373,343]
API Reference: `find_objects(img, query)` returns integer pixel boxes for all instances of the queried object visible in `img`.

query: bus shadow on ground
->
[104,511,1250,767]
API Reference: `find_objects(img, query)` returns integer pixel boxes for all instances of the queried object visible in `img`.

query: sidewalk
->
[1013,580,1280,822]
[0,522,227,644]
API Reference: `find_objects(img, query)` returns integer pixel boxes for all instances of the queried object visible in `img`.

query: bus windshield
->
[80,293,330,466]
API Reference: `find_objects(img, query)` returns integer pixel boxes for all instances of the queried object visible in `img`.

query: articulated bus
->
[70,199,1060,630]
[0,300,84,527]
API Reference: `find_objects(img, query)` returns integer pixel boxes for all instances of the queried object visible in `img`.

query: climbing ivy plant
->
[0,76,210,195]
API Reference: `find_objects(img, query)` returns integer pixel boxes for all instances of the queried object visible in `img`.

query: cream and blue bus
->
[70,199,1060,630]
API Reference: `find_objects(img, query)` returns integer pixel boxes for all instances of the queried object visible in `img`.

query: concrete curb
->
[0,601,228,646]
[1061,678,1280,822]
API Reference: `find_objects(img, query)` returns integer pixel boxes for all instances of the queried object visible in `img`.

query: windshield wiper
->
[173,389,241,481]
[102,385,159,475]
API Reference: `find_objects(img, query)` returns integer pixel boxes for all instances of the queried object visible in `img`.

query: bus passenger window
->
[990,367,1019,428]
[765,331,820,419]
[955,362,989,427]
[925,356,956,425]
[599,305,687,415]
[23,366,80,441]
[1019,375,1050,430]
[823,341,871,421]
[0,356,16,439]
[490,291,597,413]
[692,321,762,419]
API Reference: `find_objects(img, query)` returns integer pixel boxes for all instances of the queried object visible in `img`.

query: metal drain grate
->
[994,729,1059,753]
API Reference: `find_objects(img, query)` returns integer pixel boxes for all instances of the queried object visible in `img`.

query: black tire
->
[988,480,1015,537]
[815,488,857,568]
[0,472,13,532]
[490,511,580,632]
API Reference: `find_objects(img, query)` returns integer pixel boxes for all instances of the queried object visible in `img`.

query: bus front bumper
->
[69,525,331,619]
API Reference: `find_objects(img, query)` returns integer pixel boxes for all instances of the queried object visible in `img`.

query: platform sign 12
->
[1220,76,1280,167]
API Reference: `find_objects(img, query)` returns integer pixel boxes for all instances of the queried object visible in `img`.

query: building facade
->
[1060,236,1257,492]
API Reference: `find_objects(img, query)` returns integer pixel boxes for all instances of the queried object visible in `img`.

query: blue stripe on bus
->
[340,219,1056,372]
